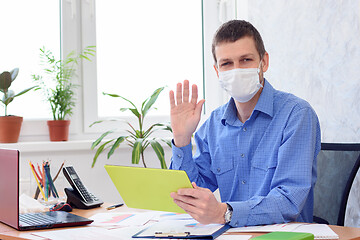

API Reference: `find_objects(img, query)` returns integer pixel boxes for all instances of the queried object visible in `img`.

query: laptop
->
[104,165,193,213]
[0,148,93,231]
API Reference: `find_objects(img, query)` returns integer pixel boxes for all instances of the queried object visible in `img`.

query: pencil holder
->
[29,160,65,204]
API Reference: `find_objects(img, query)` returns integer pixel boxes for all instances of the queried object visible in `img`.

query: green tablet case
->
[104,165,193,213]
[253,232,314,240]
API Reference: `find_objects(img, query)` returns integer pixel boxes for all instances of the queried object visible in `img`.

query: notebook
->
[104,165,193,213]
[0,148,93,231]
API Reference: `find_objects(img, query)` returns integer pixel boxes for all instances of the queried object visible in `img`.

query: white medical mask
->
[218,63,263,103]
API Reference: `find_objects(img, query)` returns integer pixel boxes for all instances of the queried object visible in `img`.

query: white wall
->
[240,0,360,143]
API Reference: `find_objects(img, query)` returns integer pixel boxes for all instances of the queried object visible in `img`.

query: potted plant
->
[32,46,95,141]
[0,68,35,143]
[90,87,172,169]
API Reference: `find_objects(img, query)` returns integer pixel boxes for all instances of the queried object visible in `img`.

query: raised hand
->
[169,80,205,147]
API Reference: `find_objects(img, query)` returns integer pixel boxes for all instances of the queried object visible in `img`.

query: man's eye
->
[242,58,252,62]
[221,62,231,67]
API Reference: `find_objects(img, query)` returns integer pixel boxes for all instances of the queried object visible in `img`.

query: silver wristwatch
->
[224,203,233,224]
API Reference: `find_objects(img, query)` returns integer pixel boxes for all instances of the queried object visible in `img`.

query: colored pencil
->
[29,161,47,201]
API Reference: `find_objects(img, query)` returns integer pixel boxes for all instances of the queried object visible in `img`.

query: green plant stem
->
[141,151,147,168]
[138,115,143,137]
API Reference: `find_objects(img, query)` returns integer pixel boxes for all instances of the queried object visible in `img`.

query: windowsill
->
[0,137,173,153]
[0,140,94,153]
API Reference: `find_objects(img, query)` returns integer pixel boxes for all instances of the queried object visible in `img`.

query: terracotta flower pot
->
[47,120,70,141]
[0,116,23,143]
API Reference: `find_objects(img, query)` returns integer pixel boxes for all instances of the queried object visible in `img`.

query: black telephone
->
[63,166,104,209]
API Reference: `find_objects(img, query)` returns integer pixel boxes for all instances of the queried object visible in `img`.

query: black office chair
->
[342,153,360,227]
[313,143,360,226]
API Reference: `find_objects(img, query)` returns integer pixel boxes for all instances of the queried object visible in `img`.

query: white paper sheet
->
[227,223,303,233]
[217,235,252,240]
[90,211,155,227]
[31,227,126,240]
[134,219,225,238]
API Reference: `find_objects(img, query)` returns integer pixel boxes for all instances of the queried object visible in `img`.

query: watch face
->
[225,204,233,223]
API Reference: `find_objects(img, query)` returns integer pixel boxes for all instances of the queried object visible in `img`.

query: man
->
[169,20,321,227]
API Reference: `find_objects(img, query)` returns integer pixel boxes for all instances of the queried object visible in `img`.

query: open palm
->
[169,80,205,147]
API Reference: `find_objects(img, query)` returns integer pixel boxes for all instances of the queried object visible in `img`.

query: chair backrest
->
[343,153,360,227]
[313,143,360,226]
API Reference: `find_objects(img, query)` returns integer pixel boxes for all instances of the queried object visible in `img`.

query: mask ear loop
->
[257,55,263,74]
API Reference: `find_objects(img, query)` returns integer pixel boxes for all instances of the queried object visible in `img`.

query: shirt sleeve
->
[169,122,219,192]
[229,106,321,227]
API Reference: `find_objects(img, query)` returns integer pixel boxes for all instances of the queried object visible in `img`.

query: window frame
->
[19,0,228,142]
[82,0,226,135]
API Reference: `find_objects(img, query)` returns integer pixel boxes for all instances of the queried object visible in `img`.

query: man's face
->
[214,36,268,76]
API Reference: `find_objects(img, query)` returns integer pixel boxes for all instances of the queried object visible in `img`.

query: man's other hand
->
[170,182,227,224]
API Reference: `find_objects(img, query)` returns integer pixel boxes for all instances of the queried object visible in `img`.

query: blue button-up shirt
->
[170,79,321,227]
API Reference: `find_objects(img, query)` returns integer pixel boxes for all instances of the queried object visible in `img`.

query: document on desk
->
[226,223,303,233]
[133,219,230,239]
[31,226,144,240]
[90,211,156,227]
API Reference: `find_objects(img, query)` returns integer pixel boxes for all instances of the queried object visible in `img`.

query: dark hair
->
[212,20,266,64]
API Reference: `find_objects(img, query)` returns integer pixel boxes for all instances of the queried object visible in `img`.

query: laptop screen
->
[0,148,20,229]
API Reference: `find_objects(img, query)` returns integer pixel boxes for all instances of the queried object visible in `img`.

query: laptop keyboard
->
[19,212,60,226]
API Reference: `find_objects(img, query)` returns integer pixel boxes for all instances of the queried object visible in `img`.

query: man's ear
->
[213,65,219,78]
[261,52,269,73]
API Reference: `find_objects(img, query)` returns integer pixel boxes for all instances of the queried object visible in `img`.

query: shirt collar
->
[254,79,274,118]
[221,98,238,126]
[221,78,274,126]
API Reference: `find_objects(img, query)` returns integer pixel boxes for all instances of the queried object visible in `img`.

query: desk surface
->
[1,203,360,240]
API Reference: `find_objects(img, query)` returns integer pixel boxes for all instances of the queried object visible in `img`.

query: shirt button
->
[177,154,182,158]
[235,222,238,226]
[242,180,246,184]
[217,168,221,173]
[241,154,245,158]
[243,127,247,132]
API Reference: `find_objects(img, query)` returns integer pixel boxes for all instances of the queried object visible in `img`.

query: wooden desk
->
[1,204,360,240]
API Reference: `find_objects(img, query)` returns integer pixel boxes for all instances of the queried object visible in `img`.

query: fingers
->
[169,90,175,109]
[190,84,198,105]
[183,80,190,103]
[173,198,199,215]
[176,82,183,105]
[195,99,205,116]
[177,185,211,199]
[171,192,198,207]
[172,80,202,106]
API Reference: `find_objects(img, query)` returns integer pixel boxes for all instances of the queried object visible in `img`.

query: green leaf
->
[143,123,172,138]
[89,119,121,127]
[0,71,11,90]
[132,139,143,164]
[103,92,138,110]
[91,130,114,149]
[10,68,19,81]
[89,120,105,127]
[92,139,113,167]
[141,87,164,117]
[160,138,172,148]
[13,86,36,97]
[107,136,125,159]
[129,108,140,118]
[150,139,167,169]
